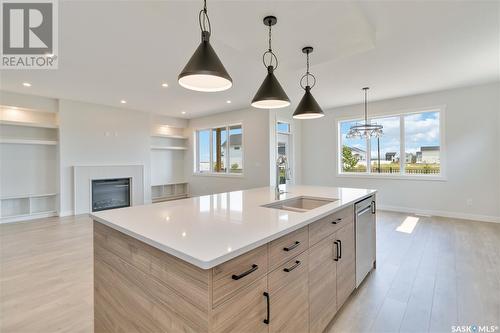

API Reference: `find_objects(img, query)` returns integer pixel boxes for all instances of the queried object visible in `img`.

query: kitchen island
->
[92,185,377,333]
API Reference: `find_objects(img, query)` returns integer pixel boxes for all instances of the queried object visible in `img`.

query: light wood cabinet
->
[94,200,368,333]
[308,217,356,333]
[268,251,309,333]
[309,205,353,246]
[308,234,337,333]
[212,244,268,307]
[335,221,356,309]
[211,276,269,333]
[269,226,308,270]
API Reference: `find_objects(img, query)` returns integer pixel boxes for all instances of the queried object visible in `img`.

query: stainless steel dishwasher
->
[355,196,376,287]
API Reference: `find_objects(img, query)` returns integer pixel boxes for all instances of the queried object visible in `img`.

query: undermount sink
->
[262,196,337,213]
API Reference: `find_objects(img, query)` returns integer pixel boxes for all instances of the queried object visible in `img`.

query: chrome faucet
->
[275,155,291,200]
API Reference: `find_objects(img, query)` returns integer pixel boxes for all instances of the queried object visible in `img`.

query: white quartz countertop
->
[91,186,376,269]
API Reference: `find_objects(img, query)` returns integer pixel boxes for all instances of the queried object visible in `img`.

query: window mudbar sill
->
[337,173,446,181]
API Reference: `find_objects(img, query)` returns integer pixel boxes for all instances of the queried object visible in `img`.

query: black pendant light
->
[293,47,324,119]
[178,0,232,92]
[251,16,290,109]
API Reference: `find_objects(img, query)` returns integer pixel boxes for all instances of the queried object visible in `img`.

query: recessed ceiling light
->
[226,100,231,104]
[161,82,169,88]
[120,100,127,104]
[181,111,186,115]
[22,82,31,87]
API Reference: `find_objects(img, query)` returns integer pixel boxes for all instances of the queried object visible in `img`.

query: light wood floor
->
[1,212,499,333]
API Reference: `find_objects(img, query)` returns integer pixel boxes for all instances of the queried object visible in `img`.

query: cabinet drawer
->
[211,276,268,333]
[269,226,308,270]
[212,244,268,307]
[268,250,308,295]
[309,206,354,246]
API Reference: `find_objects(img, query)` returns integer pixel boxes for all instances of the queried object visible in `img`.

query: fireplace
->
[91,178,131,212]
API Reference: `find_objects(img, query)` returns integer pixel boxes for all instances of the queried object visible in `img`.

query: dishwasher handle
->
[357,205,372,215]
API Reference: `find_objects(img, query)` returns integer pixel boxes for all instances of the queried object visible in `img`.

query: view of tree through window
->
[196,124,243,174]
[212,127,227,173]
[339,110,441,176]
[340,120,367,172]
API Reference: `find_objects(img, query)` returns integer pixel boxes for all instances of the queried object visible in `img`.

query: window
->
[276,121,293,184]
[277,121,290,134]
[404,111,440,175]
[339,109,442,177]
[340,120,367,173]
[195,124,243,175]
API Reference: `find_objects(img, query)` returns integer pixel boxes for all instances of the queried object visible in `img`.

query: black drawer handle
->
[331,218,342,224]
[338,239,342,259]
[232,264,258,280]
[371,201,376,214]
[334,241,339,261]
[283,241,300,252]
[283,260,301,273]
[263,292,270,324]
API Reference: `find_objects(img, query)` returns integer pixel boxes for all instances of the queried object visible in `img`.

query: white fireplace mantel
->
[73,164,145,215]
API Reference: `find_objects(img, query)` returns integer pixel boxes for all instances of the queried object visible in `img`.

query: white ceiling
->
[1,1,498,118]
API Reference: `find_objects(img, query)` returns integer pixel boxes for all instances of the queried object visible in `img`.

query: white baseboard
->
[378,205,500,223]
[0,212,58,224]
[58,210,74,217]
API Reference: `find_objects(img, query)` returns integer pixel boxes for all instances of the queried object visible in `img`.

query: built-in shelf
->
[0,193,58,200]
[1,193,58,223]
[0,107,59,223]
[152,194,188,203]
[150,146,187,150]
[151,183,188,203]
[0,120,58,129]
[151,181,187,187]
[0,138,58,145]
[151,134,188,140]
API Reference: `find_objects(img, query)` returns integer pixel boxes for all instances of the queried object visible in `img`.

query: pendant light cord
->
[300,49,316,89]
[262,19,278,70]
[199,0,211,34]
[306,51,310,86]
[268,23,272,52]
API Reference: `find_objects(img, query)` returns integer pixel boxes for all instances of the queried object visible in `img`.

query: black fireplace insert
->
[91,178,131,212]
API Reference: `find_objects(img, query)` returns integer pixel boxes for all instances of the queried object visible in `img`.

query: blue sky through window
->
[340,111,440,156]
[405,111,440,153]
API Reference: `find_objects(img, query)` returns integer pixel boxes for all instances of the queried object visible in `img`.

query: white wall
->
[0,90,58,113]
[185,108,270,196]
[57,100,187,215]
[301,83,500,222]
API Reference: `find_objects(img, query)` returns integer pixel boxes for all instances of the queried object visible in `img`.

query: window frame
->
[336,106,446,181]
[193,123,244,177]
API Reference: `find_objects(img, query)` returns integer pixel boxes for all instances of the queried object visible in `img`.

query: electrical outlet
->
[466,198,473,206]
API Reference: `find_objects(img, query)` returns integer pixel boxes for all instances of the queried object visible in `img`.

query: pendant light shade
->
[251,66,290,109]
[293,46,324,119]
[293,86,324,119]
[251,16,290,109]
[178,1,232,92]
